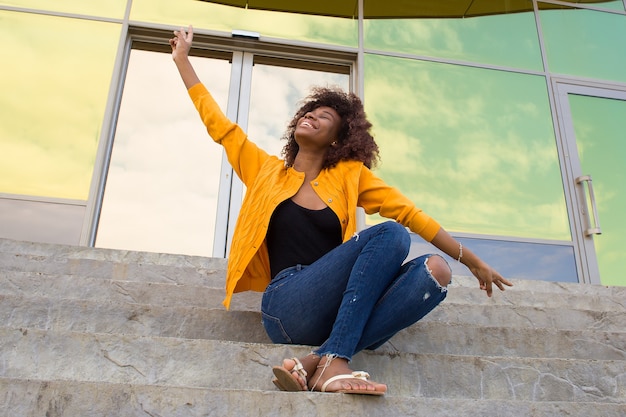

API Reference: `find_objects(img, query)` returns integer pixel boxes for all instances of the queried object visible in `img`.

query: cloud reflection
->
[364,55,570,241]
[96,49,349,257]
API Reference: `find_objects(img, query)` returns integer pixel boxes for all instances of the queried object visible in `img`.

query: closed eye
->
[320,111,334,120]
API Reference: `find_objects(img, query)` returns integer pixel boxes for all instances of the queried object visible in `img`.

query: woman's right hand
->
[169,25,193,62]
[170,25,200,89]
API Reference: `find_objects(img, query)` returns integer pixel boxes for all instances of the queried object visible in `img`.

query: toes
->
[330,378,370,392]
[343,379,386,393]
[282,359,307,389]
[291,371,305,388]
[282,358,296,369]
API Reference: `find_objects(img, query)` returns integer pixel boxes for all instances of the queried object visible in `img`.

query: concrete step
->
[1,327,624,403]
[5,264,625,312]
[3,243,626,316]
[3,237,625,301]
[3,237,626,415]
[2,377,626,417]
[0,238,626,294]
[2,293,625,361]
[0,294,270,344]
[0,249,225,288]
[2,269,626,333]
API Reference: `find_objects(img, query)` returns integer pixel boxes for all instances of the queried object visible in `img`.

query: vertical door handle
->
[575,175,602,236]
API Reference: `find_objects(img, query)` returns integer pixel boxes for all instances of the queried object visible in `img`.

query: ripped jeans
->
[261,221,449,361]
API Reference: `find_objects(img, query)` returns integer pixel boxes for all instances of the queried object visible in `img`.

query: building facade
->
[1,0,625,286]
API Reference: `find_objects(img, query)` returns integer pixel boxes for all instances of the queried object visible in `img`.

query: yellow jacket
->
[189,83,441,309]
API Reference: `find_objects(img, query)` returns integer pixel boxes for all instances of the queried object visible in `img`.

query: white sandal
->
[272,357,308,391]
[321,371,385,395]
[311,355,385,396]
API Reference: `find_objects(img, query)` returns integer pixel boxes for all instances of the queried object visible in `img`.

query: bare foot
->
[308,356,387,394]
[279,354,321,390]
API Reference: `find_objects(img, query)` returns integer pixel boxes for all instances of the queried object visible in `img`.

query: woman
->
[170,26,512,396]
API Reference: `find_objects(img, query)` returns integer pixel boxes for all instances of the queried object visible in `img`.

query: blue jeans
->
[261,221,449,361]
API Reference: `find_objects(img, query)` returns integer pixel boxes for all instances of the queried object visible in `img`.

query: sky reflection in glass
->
[364,4,542,71]
[364,54,569,241]
[569,94,626,286]
[0,11,120,200]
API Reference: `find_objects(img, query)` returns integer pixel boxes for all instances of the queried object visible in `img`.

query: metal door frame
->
[215,51,356,257]
[552,79,626,284]
[84,26,356,256]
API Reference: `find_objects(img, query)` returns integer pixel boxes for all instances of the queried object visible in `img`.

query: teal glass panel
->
[0,11,121,200]
[131,0,357,47]
[363,54,569,241]
[577,0,625,12]
[364,1,543,71]
[0,0,126,18]
[569,94,626,286]
[539,5,626,83]
[599,0,626,11]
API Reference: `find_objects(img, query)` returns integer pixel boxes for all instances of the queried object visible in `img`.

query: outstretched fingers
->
[493,272,514,292]
[474,265,513,297]
[482,270,513,297]
[180,25,193,42]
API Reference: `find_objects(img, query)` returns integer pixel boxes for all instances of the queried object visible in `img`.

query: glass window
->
[539,4,626,83]
[553,0,626,12]
[363,54,569,242]
[0,196,84,245]
[0,11,121,200]
[569,94,626,286]
[364,1,543,71]
[247,62,351,157]
[407,235,578,283]
[130,0,357,47]
[0,0,127,18]
[96,50,231,257]
[593,0,626,12]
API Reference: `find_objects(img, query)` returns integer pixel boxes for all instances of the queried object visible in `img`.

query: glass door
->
[218,53,351,257]
[96,49,232,257]
[555,83,626,286]
[96,45,351,258]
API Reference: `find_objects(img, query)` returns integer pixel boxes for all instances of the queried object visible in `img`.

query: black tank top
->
[266,199,342,279]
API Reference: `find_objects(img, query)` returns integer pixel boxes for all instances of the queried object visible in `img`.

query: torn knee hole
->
[425,255,451,287]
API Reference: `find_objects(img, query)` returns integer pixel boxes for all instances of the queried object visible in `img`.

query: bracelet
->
[456,243,463,262]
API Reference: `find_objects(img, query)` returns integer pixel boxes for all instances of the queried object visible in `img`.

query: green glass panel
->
[364,2,543,71]
[569,94,626,286]
[0,11,121,200]
[0,0,126,18]
[602,0,626,11]
[539,5,626,83]
[363,54,569,241]
[131,0,357,47]
[580,0,625,12]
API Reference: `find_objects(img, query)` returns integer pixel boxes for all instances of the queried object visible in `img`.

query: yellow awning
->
[199,0,613,18]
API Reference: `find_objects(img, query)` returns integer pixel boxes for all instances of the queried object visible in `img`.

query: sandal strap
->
[321,371,370,392]
[290,357,307,378]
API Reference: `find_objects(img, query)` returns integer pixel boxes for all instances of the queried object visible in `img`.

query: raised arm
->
[430,227,513,297]
[169,25,201,89]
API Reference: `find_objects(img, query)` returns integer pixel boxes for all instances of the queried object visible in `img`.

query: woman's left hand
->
[468,261,513,297]
[429,228,513,297]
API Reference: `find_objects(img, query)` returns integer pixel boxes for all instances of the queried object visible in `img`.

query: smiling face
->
[294,106,341,151]
[282,86,378,170]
